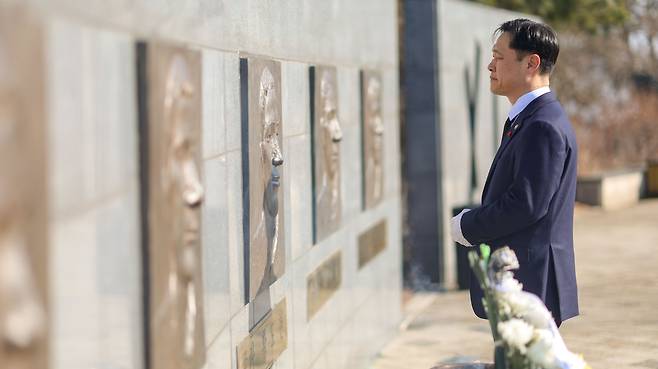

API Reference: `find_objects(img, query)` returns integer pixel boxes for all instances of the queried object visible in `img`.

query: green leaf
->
[480,244,491,263]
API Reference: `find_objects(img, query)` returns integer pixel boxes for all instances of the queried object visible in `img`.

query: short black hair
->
[495,19,559,75]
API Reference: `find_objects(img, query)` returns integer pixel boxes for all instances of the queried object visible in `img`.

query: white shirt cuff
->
[454,209,473,247]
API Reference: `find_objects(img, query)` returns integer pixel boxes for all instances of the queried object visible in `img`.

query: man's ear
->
[527,54,541,73]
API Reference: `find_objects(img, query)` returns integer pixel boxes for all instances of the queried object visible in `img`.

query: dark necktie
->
[500,117,512,145]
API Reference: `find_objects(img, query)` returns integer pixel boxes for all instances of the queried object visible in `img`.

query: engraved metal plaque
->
[138,42,205,369]
[306,251,342,321]
[358,220,388,269]
[310,66,343,243]
[240,58,285,329]
[0,5,49,368]
[237,298,288,369]
[361,70,385,210]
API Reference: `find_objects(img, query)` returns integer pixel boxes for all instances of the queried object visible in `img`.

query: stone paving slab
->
[370,199,658,369]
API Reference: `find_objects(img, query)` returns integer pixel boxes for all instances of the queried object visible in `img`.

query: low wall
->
[577,168,646,210]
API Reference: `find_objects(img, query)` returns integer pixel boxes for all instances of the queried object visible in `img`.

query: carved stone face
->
[313,66,342,242]
[164,56,204,258]
[259,67,283,175]
[319,70,342,180]
[0,105,45,351]
[362,71,384,209]
[0,10,47,366]
[366,76,384,166]
[244,58,285,328]
[0,111,16,220]
[145,43,205,369]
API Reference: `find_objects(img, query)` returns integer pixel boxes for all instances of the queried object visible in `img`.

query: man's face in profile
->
[488,32,527,99]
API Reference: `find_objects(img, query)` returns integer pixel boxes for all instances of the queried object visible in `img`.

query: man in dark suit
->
[450,19,579,327]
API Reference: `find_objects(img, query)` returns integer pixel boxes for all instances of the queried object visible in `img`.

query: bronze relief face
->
[312,66,342,242]
[0,5,48,368]
[140,42,205,369]
[242,58,285,328]
[361,71,384,209]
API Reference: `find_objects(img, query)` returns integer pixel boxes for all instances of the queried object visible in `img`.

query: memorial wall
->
[0,1,401,368]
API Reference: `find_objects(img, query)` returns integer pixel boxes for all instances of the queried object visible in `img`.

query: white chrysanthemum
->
[555,352,588,369]
[494,277,523,293]
[503,290,532,312]
[520,295,553,328]
[527,329,558,368]
[497,319,534,354]
[549,322,588,369]
[502,291,553,329]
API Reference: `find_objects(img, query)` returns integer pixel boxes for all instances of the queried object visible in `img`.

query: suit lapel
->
[481,92,557,202]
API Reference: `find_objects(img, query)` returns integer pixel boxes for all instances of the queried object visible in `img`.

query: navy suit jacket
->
[461,91,579,324]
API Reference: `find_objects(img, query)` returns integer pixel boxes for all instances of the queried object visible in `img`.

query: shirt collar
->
[508,86,551,121]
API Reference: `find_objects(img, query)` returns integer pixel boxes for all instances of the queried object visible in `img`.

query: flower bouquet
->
[469,244,591,369]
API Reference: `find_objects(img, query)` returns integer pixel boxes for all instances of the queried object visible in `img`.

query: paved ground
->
[371,198,658,369]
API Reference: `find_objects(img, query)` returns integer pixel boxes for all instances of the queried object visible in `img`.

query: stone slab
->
[358,219,388,269]
[306,251,342,320]
[237,298,288,369]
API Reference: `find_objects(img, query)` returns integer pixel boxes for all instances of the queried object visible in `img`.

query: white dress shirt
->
[451,86,551,247]
[508,86,551,121]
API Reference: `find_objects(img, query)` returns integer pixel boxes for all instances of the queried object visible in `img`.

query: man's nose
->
[488,60,494,72]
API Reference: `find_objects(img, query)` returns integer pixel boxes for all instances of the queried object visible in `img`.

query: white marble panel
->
[336,67,362,218]
[351,212,389,309]
[281,61,309,137]
[269,289,294,369]
[50,189,142,369]
[88,29,138,199]
[336,222,358,327]
[324,318,352,369]
[95,189,143,369]
[342,304,375,369]
[202,48,227,159]
[224,53,242,152]
[47,19,95,217]
[50,210,101,369]
[226,150,245,316]
[26,0,399,67]
[285,134,312,262]
[47,19,137,217]
[229,305,249,369]
[290,230,348,369]
[202,155,231,344]
[204,325,231,369]
[269,257,292,309]
[289,252,310,369]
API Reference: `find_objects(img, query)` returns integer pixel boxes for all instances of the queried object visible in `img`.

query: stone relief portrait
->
[0,6,48,368]
[140,43,205,369]
[312,66,343,243]
[361,70,385,209]
[241,58,285,329]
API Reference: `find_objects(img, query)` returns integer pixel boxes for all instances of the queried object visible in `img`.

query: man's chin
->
[489,81,502,95]
[490,88,504,96]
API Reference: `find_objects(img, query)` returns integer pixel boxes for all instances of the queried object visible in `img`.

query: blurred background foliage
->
[471,0,658,174]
